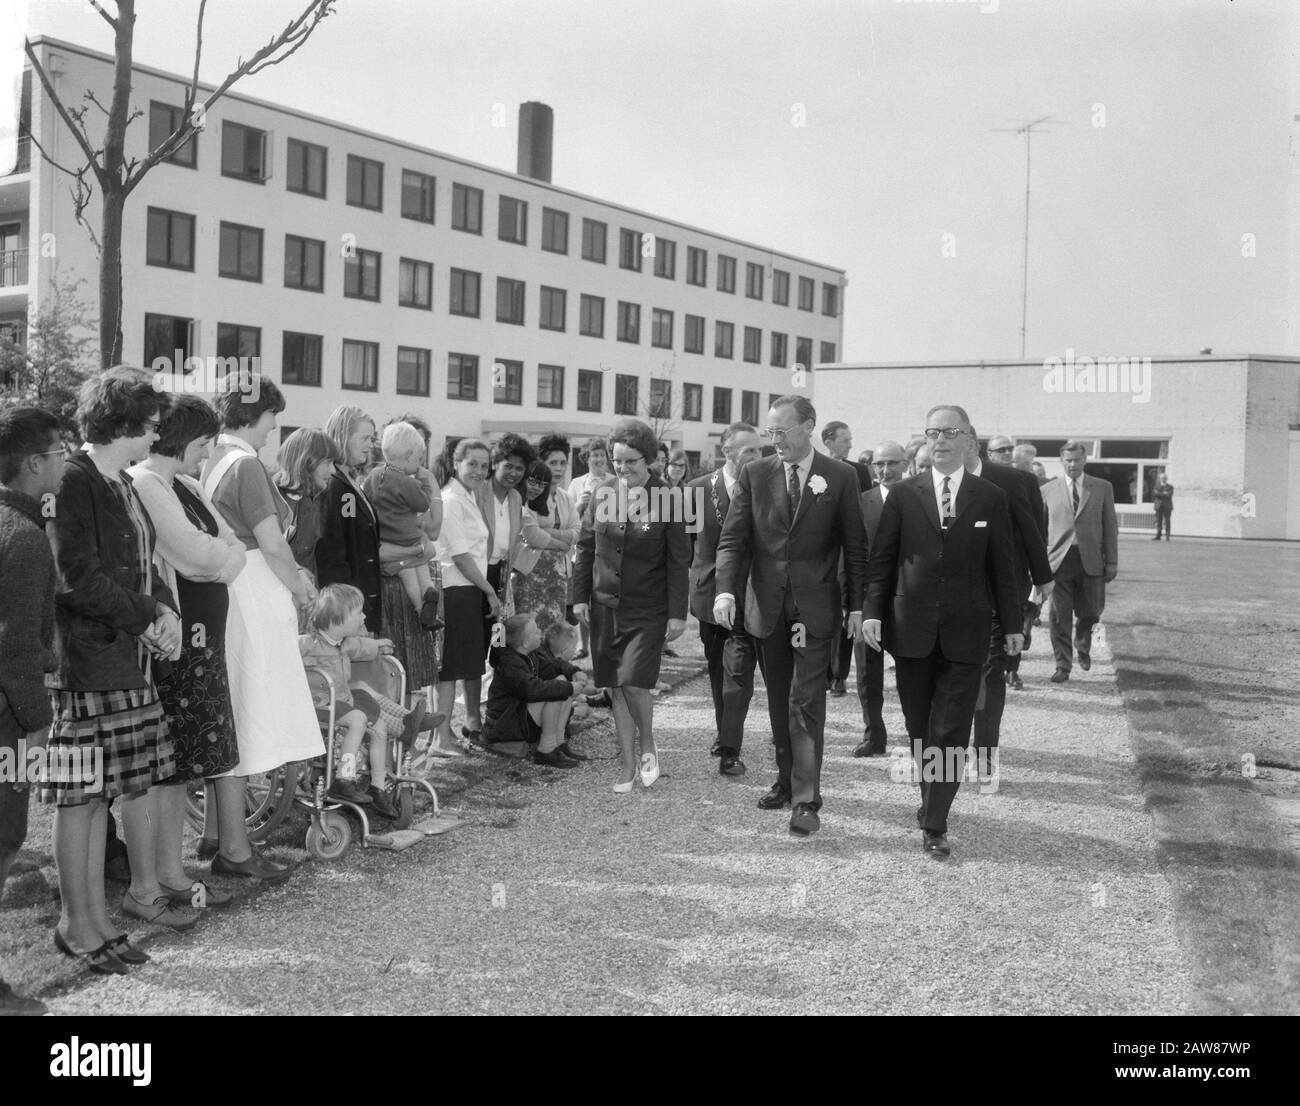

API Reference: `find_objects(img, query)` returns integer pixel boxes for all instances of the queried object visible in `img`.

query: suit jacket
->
[1044,474,1118,577]
[842,457,876,493]
[974,462,1053,588]
[715,451,867,640]
[860,485,886,546]
[863,470,1022,665]
[474,479,524,583]
[572,474,690,620]
[316,466,382,634]
[686,470,751,628]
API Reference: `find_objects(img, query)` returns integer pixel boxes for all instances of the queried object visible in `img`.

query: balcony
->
[0,248,28,289]
[3,137,31,177]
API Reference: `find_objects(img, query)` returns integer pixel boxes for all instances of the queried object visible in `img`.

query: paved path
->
[35,627,1192,1016]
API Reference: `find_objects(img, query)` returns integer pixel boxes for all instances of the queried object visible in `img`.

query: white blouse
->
[436,478,490,589]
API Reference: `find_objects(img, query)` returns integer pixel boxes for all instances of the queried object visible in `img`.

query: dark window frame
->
[398,257,433,310]
[743,325,762,364]
[617,301,641,344]
[717,254,736,293]
[798,276,815,311]
[773,269,790,306]
[447,351,479,400]
[651,307,674,349]
[346,154,384,211]
[396,345,431,396]
[400,169,436,223]
[686,246,707,287]
[449,268,481,317]
[614,373,639,416]
[286,137,327,198]
[343,247,382,301]
[146,207,195,271]
[216,322,261,362]
[714,320,734,359]
[619,227,643,272]
[654,237,676,280]
[496,276,526,325]
[682,382,703,421]
[579,294,605,338]
[498,195,528,245]
[341,338,380,392]
[218,220,264,283]
[149,101,197,169]
[220,121,268,183]
[143,312,194,368]
[537,363,565,409]
[539,286,567,332]
[452,183,484,234]
[542,207,569,254]
[283,234,324,292]
[577,368,603,412]
[712,386,733,424]
[581,218,607,263]
[282,330,323,386]
[493,358,524,405]
[684,313,705,354]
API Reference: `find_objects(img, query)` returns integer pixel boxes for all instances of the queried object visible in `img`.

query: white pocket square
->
[974,520,988,528]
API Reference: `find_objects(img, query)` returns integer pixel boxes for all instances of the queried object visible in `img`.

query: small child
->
[535,622,595,757]
[363,421,442,629]
[299,584,440,817]
[484,613,576,768]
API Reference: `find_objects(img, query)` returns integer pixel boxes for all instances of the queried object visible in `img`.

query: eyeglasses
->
[924,427,966,441]
[762,427,795,442]
[611,455,645,468]
[35,446,70,458]
[988,446,1014,454]
[872,459,905,468]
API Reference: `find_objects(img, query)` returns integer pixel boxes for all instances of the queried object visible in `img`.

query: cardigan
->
[316,465,383,634]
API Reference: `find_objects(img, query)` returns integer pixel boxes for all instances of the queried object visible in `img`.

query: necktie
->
[788,463,801,514]
[1072,480,1080,515]
[941,476,952,527]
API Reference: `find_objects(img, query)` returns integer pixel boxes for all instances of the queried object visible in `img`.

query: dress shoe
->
[159,879,234,909]
[328,778,372,805]
[122,888,200,930]
[757,784,791,811]
[557,741,587,761]
[719,754,746,776]
[0,979,47,1014]
[585,690,611,709]
[612,766,637,794]
[53,929,129,975]
[211,849,293,883]
[1050,668,1069,683]
[1078,652,1091,671]
[368,786,402,818]
[922,831,951,860]
[639,752,660,788]
[853,740,886,757]
[534,747,579,770]
[1009,673,1024,691]
[709,740,723,757]
[789,803,821,836]
[105,934,150,965]
[830,678,846,697]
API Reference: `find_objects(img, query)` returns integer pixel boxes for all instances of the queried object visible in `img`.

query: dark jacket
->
[974,461,1053,589]
[47,452,176,691]
[686,469,751,629]
[281,484,324,578]
[535,644,580,682]
[316,466,382,633]
[0,488,57,731]
[483,646,571,744]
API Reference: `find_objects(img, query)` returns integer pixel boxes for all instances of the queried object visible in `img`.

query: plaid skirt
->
[41,687,175,807]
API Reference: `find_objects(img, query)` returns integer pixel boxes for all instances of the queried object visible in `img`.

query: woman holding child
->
[202,372,322,880]
[573,419,691,793]
[317,405,382,634]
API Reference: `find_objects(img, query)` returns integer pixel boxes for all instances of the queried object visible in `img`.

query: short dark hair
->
[0,406,61,483]
[606,418,658,463]
[492,432,536,469]
[152,395,220,459]
[720,422,757,449]
[771,394,816,425]
[77,365,171,446]
[214,371,285,430]
[1060,439,1088,459]
[578,437,607,462]
[925,404,972,429]
[537,433,570,463]
[820,420,849,444]
[274,427,341,493]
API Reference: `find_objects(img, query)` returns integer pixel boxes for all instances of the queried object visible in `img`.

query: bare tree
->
[640,357,682,446]
[24,0,336,367]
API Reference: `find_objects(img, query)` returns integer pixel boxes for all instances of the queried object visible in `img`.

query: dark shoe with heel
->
[211,849,292,883]
[53,929,130,975]
[789,803,821,836]
[757,784,791,811]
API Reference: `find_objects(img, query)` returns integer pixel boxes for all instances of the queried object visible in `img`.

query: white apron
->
[205,443,324,776]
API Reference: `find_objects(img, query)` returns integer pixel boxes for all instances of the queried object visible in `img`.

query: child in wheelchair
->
[299,584,437,817]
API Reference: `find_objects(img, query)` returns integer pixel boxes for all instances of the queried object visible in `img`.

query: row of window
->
[148,101,841,316]
[142,313,779,421]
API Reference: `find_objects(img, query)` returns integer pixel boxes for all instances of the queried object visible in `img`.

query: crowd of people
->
[0,365,1121,1013]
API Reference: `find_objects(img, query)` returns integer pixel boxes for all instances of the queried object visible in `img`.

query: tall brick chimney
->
[517,102,553,184]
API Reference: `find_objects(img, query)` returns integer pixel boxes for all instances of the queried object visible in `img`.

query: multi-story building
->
[3,37,846,470]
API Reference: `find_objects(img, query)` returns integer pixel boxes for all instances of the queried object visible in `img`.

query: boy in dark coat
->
[484,614,575,768]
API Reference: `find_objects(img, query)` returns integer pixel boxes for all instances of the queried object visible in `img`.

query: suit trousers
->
[755,586,837,808]
[827,633,854,683]
[972,616,1006,750]
[1154,507,1172,539]
[894,644,984,836]
[1050,546,1105,672]
[853,639,887,749]
[698,620,758,754]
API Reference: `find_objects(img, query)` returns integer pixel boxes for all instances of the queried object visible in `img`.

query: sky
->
[5,0,1298,362]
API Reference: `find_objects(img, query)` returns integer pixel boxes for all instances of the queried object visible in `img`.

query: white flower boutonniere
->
[808,474,828,496]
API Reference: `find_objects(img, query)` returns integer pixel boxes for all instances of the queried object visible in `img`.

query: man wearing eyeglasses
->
[863,405,1022,861]
[714,396,867,837]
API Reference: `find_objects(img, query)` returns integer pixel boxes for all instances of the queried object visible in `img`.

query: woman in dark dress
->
[317,405,382,634]
[129,396,246,909]
[573,419,690,793]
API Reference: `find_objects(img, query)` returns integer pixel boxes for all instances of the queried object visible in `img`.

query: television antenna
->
[992,116,1067,358]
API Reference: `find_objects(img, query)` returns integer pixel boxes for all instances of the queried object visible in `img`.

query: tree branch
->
[188,0,207,115]
[23,39,105,185]
[70,173,100,255]
[85,0,117,29]
[83,89,111,116]
[24,130,83,178]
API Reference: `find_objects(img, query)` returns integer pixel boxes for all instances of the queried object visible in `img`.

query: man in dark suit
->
[852,439,908,757]
[715,396,867,836]
[863,405,1022,860]
[687,423,764,776]
[820,421,873,697]
[965,431,1054,776]
[1043,441,1118,681]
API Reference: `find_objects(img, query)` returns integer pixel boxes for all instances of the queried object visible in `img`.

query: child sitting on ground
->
[535,621,596,755]
[484,613,577,768]
[363,421,442,629]
[299,584,441,817]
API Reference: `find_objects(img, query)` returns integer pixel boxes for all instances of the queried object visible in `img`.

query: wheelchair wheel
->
[305,811,351,860]
[184,762,301,843]
[392,786,416,831]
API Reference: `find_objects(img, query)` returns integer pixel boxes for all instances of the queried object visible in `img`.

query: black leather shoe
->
[557,741,588,761]
[1078,652,1091,671]
[922,831,951,860]
[1050,669,1069,683]
[854,738,887,757]
[757,784,791,811]
[719,754,746,776]
[709,740,723,757]
[789,803,821,836]
[1009,673,1024,690]
[533,747,579,769]
[830,678,846,697]
[211,849,293,883]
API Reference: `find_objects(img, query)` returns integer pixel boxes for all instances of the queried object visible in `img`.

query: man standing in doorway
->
[1152,470,1174,540]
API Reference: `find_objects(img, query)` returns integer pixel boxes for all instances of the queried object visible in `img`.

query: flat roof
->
[29,36,847,276]
[816,354,1300,370]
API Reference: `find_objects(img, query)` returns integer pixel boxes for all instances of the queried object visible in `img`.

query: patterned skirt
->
[41,687,175,807]
[510,552,568,633]
[380,567,441,690]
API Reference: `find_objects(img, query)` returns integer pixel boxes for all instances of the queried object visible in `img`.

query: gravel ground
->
[6,620,1193,1016]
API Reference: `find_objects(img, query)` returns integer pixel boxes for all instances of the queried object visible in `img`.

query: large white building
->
[2,37,846,471]
[816,354,1300,540]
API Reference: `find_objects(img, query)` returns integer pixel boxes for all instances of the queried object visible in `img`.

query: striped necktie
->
[941,476,952,527]
[788,463,801,513]
[1072,480,1080,515]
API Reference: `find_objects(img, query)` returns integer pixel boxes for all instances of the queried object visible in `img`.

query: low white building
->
[3,37,846,472]
[813,353,1300,540]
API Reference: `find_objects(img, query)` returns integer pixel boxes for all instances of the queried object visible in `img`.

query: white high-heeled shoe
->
[613,770,637,794]
[639,752,660,789]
